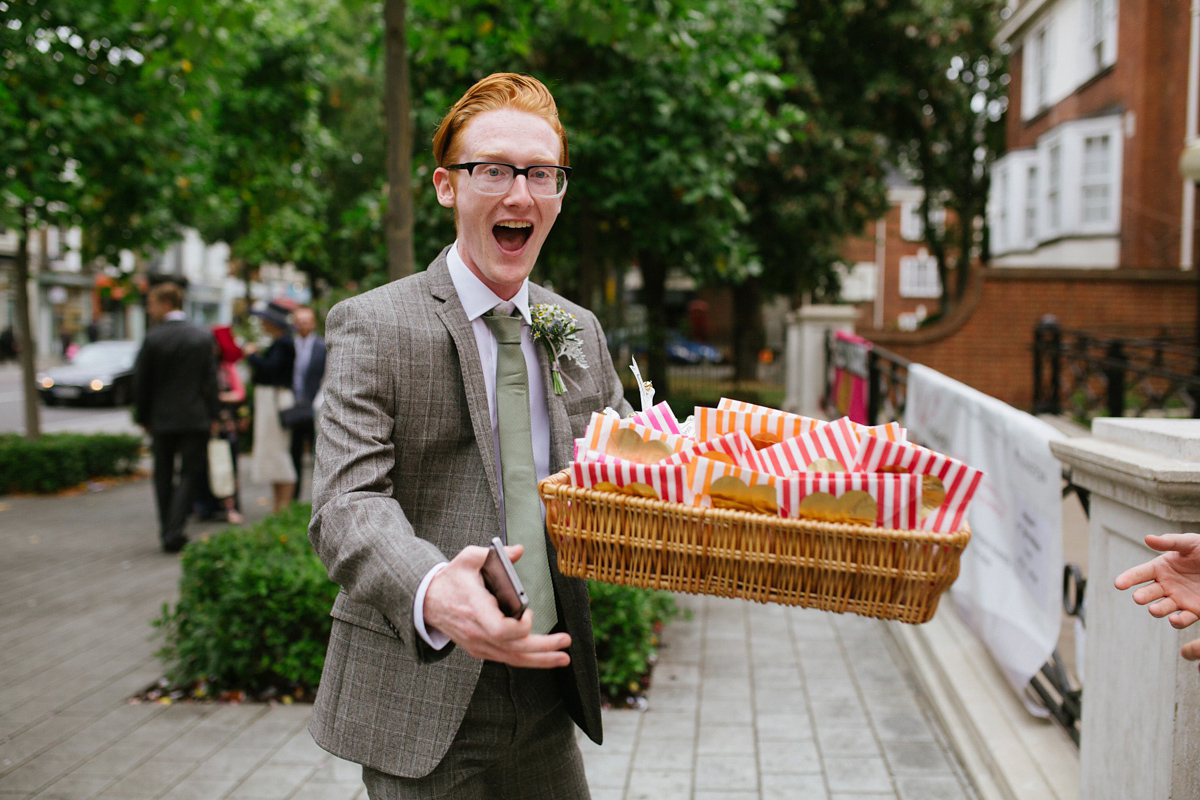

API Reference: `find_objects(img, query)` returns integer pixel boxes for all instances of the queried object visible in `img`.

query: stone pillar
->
[783,304,858,416]
[1050,419,1200,800]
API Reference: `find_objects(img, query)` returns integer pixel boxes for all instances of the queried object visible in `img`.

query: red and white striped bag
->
[754,417,861,476]
[777,471,922,528]
[854,436,983,532]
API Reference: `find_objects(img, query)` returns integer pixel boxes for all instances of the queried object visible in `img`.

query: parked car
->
[666,331,723,365]
[607,327,724,365]
[38,340,140,407]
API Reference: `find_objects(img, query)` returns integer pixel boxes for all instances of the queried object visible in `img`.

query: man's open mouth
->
[493,221,533,252]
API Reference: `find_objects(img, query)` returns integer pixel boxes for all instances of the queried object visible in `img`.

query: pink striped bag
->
[630,400,682,435]
[754,417,861,476]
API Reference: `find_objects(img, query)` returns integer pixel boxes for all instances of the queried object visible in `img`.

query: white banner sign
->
[906,364,1065,707]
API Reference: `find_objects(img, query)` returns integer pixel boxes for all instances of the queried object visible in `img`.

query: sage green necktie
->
[483,309,558,635]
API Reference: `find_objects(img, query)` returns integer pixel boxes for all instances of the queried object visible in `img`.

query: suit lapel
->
[529,285,574,473]
[427,250,503,517]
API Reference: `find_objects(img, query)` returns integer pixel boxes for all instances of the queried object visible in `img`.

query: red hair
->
[432,73,568,167]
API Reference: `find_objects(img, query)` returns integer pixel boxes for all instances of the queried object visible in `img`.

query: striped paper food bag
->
[755,417,861,477]
[688,456,779,515]
[848,419,907,443]
[630,400,682,435]
[854,435,984,533]
[581,412,695,464]
[716,398,828,430]
[570,457,693,505]
[664,431,762,470]
[777,472,922,528]
[693,407,823,451]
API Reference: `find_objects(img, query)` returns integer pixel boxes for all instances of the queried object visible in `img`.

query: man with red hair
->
[308,73,630,798]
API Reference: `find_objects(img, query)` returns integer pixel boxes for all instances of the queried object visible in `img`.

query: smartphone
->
[481,537,530,619]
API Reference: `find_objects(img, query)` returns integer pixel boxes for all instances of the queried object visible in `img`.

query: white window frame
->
[1082,0,1118,78]
[899,248,941,299]
[1024,162,1039,246]
[835,261,878,303]
[1070,115,1123,235]
[990,163,1009,254]
[1023,23,1052,118]
[1044,137,1063,238]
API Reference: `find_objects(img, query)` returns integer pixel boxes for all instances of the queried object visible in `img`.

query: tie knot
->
[484,309,523,344]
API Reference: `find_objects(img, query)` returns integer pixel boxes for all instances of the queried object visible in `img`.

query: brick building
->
[846,0,1199,410]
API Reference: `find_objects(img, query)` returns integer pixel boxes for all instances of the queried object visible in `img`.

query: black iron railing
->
[1033,317,1200,422]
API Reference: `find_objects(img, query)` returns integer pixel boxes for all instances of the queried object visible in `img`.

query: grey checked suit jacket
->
[308,247,630,778]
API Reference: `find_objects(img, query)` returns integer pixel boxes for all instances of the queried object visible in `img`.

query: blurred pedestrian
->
[133,282,219,553]
[0,325,15,363]
[289,306,326,501]
[213,326,246,524]
[244,301,296,511]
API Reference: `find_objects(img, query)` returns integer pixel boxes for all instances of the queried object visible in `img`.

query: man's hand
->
[423,543,570,669]
[1115,533,1200,670]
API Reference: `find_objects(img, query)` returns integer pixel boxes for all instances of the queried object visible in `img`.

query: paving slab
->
[0,452,983,799]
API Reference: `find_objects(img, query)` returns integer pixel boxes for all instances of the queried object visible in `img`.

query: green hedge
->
[154,504,678,703]
[0,432,143,494]
[154,504,337,696]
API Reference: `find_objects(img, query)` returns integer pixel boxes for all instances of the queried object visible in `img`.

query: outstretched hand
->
[1115,533,1200,666]
[422,543,570,669]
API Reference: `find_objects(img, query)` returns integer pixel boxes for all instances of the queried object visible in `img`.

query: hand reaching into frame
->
[1115,533,1200,668]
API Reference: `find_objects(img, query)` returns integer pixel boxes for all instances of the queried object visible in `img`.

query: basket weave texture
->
[540,469,970,624]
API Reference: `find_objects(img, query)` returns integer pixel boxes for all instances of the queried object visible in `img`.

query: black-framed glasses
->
[446,162,571,198]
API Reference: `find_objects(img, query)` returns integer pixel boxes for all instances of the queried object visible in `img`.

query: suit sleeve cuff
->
[414,562,451,650]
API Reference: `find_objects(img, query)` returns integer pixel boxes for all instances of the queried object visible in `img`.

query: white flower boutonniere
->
[531,303,588,395]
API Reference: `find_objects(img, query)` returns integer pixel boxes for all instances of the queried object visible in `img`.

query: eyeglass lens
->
[472,164,567,196]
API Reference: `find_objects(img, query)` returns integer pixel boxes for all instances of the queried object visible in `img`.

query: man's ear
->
[433,168,456,208]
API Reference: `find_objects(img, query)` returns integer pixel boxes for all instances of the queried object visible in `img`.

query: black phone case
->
[482,537,530,618]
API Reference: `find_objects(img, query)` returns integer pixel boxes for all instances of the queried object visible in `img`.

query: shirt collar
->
[446,240,531,325]
[163,310,188,322]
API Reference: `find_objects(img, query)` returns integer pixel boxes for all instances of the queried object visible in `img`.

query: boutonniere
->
[531,303,589,395]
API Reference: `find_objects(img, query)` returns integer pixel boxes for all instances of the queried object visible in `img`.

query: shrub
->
[588,580,680,702]
[154,504,338,695]
[0,432,142,494]
[154,504,680,702]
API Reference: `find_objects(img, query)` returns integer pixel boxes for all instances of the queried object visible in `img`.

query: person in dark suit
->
[289,306,326,501]
[308,73,630,798]
[133,282,219,553]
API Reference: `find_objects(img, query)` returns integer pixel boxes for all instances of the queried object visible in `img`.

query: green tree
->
[0,0,212,437]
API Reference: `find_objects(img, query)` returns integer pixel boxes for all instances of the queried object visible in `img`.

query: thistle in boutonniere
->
[531,303,588,395]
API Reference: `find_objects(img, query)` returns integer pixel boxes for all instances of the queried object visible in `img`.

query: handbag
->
[275,387,308,427]
[207,437,236,499]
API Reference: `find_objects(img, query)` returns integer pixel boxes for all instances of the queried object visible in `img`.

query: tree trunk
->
[15,211,41,439]
[384,0,414,282]
[637,250,670,400]
[576,199,603,314]
[731,277,763,383]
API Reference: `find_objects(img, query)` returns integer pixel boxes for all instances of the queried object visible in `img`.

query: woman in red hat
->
[211,326,245,524]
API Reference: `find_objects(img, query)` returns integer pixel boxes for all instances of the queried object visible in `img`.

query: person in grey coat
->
[307,73,630,798]
[133,282,218,553]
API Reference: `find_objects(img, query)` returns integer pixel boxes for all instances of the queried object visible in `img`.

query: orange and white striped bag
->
[687,456,779,515]
[580,412,695,464]
[693,407,823,451]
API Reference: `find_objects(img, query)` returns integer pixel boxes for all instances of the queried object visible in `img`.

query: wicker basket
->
[540,469,970,624]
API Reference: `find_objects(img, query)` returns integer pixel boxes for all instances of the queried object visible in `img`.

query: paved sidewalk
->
[0,460,979,800]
